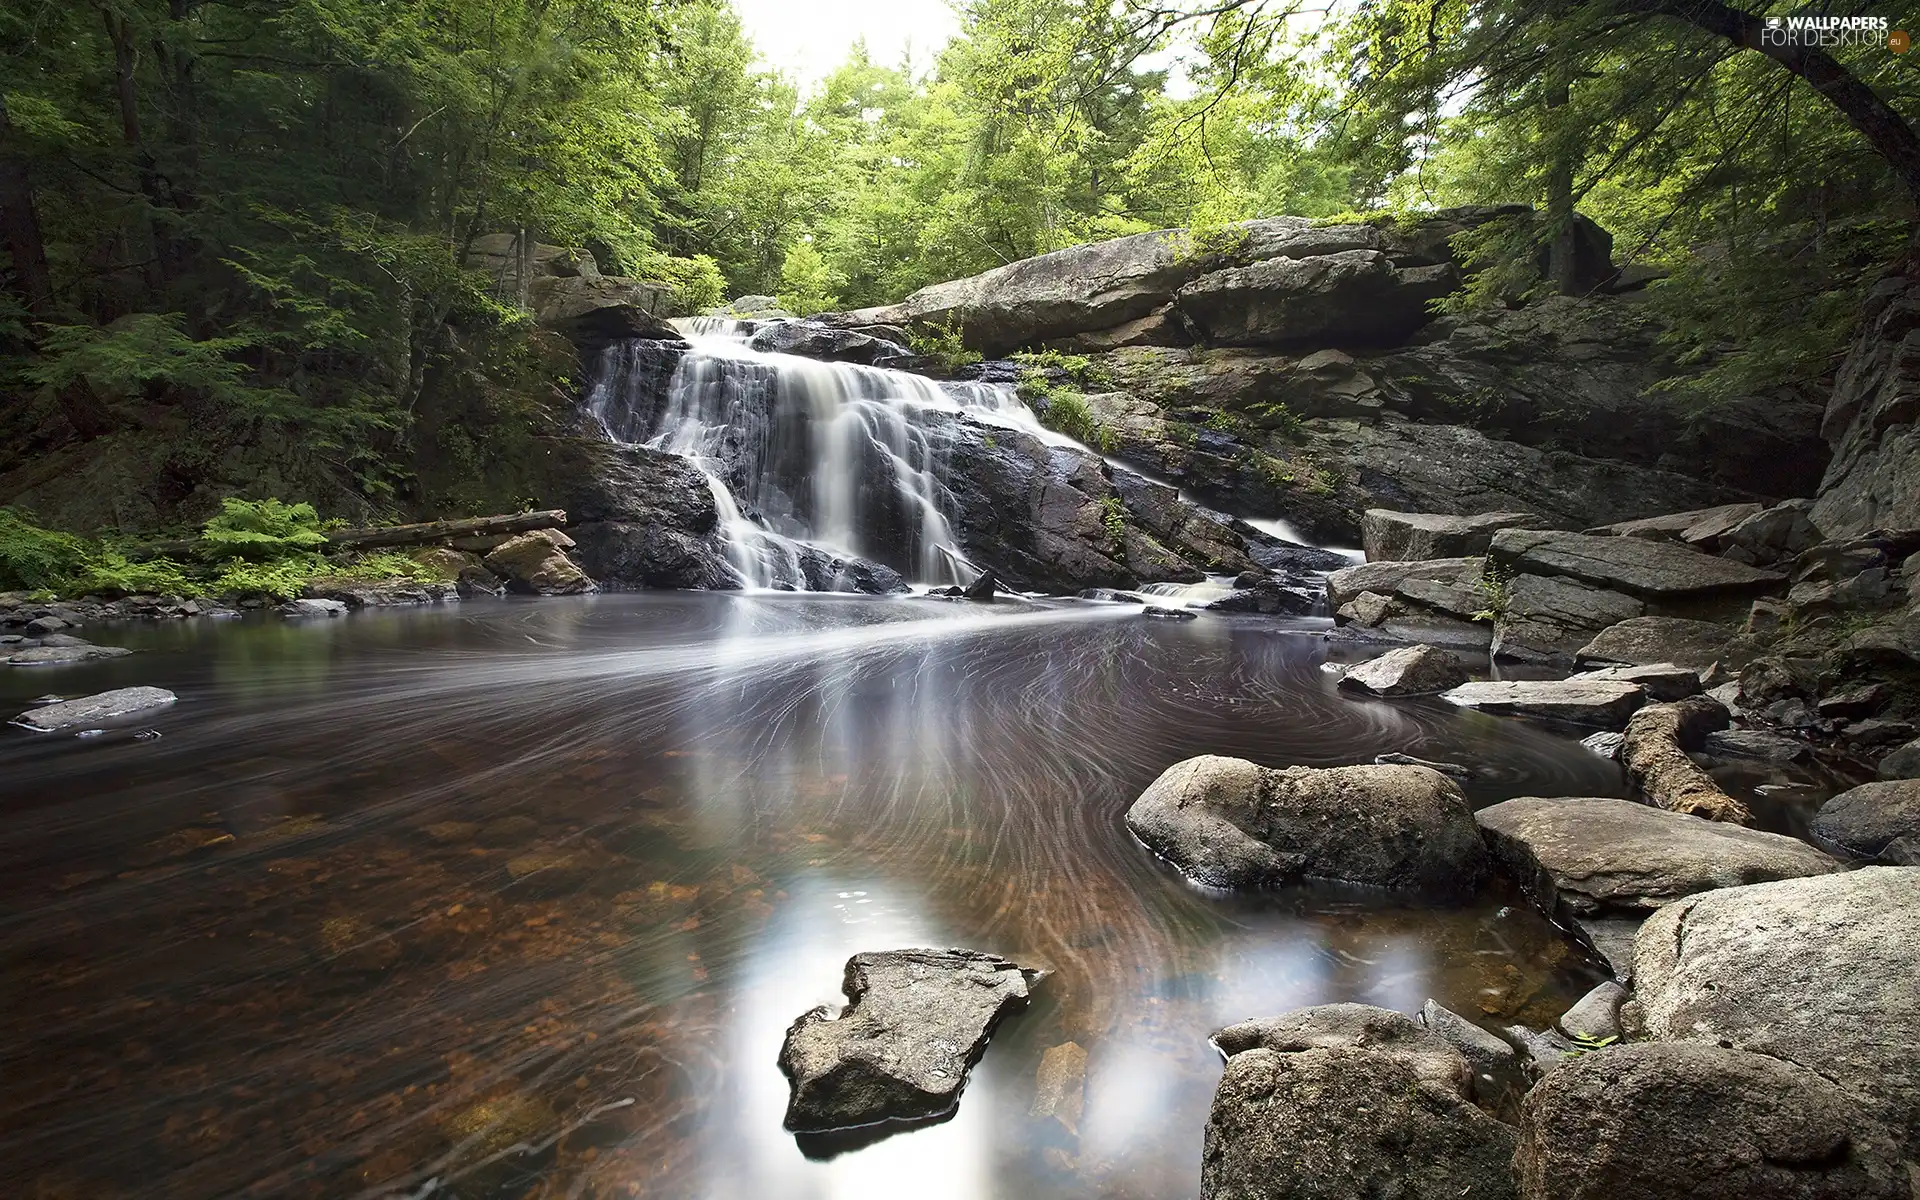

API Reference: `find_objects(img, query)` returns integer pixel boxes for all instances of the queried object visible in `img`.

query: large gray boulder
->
[1337,644,1469,697]
[1173,249,1457,348]
[778,949,1040,1132]
[1809,780,1920,864]
[1515,1042,1911,1200]
[1575,615,1744,669]
[1812,270,1920,539]
[531,275,678,345]
[1475,795,1839,918]
[1442,679,1648,727]
[1491,573,1645,663]
[1204,1004,1517,1200]
[1124,755,1490,897]
[1489,528,1786,601]
[1586,502,1764,548]
[1362,509,1544,561]
[1327,557,1484,610]
[1630,867,1920,1150]
[10,686,177,732]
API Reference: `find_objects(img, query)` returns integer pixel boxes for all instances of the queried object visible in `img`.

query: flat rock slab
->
[10,686,177,732]
[1442,679,1647,727]
[1326,557,1481,609]
[1567,662,1702,701]
[1336,643,1468,696]
[1476,795,1837,917]
[1809,779,1920,864]
[1125,755,1489,897]
[1361,509,1542,562]
[779,949,1039,1133]
[1631,867,1920,1151]
[1491,528,1784,598]
[1587,502,1764,545]
[1516,1042,1911,1200]
[4,643,134,665]
[1576,615,1743,669]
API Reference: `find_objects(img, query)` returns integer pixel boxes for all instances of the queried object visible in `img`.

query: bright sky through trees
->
[733,0,961,83]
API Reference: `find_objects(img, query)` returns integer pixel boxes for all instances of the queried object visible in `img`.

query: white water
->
[585,320,1050,590]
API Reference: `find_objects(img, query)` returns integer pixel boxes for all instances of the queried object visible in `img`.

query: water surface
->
[1,595,1702,1198]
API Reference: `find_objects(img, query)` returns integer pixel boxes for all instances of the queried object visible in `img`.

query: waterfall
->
[584,320,1042,591]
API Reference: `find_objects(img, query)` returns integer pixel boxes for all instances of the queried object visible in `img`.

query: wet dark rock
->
[1142,605,1197,619]
[303,580,459,607]
[747,319,916,368]
[1125,755,1489,897]
[1204,1004,1517,1200]
[1491,573,1644,664]
[794,547,910,595]
[962,570,998,602]
[1578,731,1624,760]
[10,686,177,732]
[1576,616,1745,670]
[1811,269,1920,539]
[778,949,1040,1133]
[1362,509,1544,562]
[1475,795,1837,918]
[1878,737,1920,779]
[1078,587,1145,603]
[1337,644,1468,697]
[1809,780,1920,864]
[1442,679,1648,727]
[1516,1042,1912,1200]
[1630,867,1920,1151]
[1201,579,1317,614]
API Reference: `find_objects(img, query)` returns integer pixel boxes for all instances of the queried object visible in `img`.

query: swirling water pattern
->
[0,596,1679,1198]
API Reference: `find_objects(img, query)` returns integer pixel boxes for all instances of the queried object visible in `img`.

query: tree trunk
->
[1624,0,1920,203]
[130,510,570,557]
[1542,63,1581,295]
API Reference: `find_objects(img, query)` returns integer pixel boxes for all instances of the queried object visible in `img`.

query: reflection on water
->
[0,595,1698,1197]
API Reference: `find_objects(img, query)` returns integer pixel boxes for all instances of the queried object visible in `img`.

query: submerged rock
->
[1442,679,1648,727]
[1337,643,1468,697]
[1475,795,1837,918]
[1811,780,1920,864]
[1204,1004,1517,1200]
[10,686,177,732]
[1124,755,1489,897]
[1516,1042,1911,1200]
[779,949,1039,1134]
[1630,867,1920,1150]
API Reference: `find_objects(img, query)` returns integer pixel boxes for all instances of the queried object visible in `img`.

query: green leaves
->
[198,498,329,561]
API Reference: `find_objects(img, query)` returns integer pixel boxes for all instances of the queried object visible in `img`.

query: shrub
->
[907,318,981,373]
[198,498,328,560]
[1039,393,1118,453]
[0,509,92,591]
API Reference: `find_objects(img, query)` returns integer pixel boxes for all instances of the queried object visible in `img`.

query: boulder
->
[793,546,910,595]
[1586,502,1764,548]
[962,570,998,602]
[1124,755,1489,897]
[279,598,349,618]
[778,948,1040,1133]
[1630,867,1920,1147]
[1722,499,1821,565]
[1474,795,1837,917]
[530,275,678,346]
[1489,528,1786,601]
[1576,616,1743,670]
[1557,980,1628,1043]
[1809,780,1920,864]
[1327,557,1484,610]
[1490,573,1644,663]
[1337,644,1469,697]
[1204,1004,1517,1200]
[1442,679,1648,727]
[550,442,738,591]
[10,686,177,732]
[1566,662,1702,702]
[4,642,134,664]
[746,320,916,368]
[1811,269,1920,539]
[1879,737,1920,780]
[1515,1042,1911,1200]
[1174,249,1458,348]
[483,529,597,596]
[1362,509,1544,562]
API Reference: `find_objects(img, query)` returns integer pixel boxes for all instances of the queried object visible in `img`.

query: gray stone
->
[1575,915,1643,982]
[1174,249,1457,348]
[23,615,69,634]
[5,643,134,665]
[1475,795,1838,917]
[531,274,677,345]
[1557,980,1627,1042]
[1841,718,1915,749]
[1515,1042,1911,1200]
[1420,999,1523,1107]
[1576,616,1743,670]
[1361,509,1543,561]
[484,529,597,596]
[1877,737,1920,780]
[1722,500,1821,565]
[1442,679,1648,727]
[1810,780,1920,864]
[10,686,178,732]
[1630,867,1920,1149]
[1491,573,1644,663]
[1567,662,1702,701]
[1490,528,1785,600]
[1327,557,1482,610]
[1338,590,1394,627]
[1579,731,1624,760]
[1204,1004,1517,1200]
[1337,644,1469,696]
[280,598,349,618]
[1587,502,1763,547]
[1700,729,1808,763]
[1818,681,1887,717]
[1503,1024,1577,1078]
[1811,272,1920,539]
[778,948,1039,1133]
[1124,755,1489,896]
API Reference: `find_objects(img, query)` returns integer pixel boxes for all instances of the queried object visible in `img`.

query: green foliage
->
[1472,564,1514,624]
[0,509,92,592]
[1099,496,1127,549]
[198,499,328,561]
[637,253,728,316]
[25,314,264,406]
[1010,349,1109,390]
[1036,392,1118,453]
[775,241,842,316]
[1249,398,1303,441]
[906,318,982,373]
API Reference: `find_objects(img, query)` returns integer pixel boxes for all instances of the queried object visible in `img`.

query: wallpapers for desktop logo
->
[1761,12,1908,51]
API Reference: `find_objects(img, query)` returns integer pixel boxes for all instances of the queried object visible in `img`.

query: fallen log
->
[131,510,568,558]
[1621,695,1751,825]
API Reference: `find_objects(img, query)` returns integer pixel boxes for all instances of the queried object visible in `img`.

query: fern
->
[198,498,329,561]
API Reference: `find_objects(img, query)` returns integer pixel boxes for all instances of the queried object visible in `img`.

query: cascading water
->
[584,319,1045,591]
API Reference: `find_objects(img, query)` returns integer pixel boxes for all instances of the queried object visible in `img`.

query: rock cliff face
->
[1812,262,1920,539]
